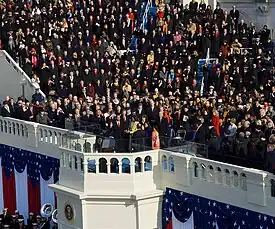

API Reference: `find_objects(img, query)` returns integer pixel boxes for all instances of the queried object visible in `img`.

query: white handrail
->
[140,0,151,31]
[1,50,46,99]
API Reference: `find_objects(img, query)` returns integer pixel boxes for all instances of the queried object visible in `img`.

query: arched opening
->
[144,156,152,171]
[0,120,3,132]
[201,164,206,179]
[75,143,82,152]
[83,142,91,153]
[122,158,131,174]
[135,157,142,173]
[12,123,16,135]
[25,125,28,137]
[80,158,84,171]
[169,156,175,172]
[225,169,231,186]
[74,156,78,170]
[216,167,222,183]
[208,165,214,182]
[16,123,20,135]
[162,155,168,171]
[240,173,247,190]
[271,179,275,197]
[4,121,7,133]
[99,158,107,173]
[110,158,119,173]
[233,171,239,187]
[193,162,198,177]
[39,129,43,141]
[87,159,96,173]
[68,154,72,169]
[20,124,25,137]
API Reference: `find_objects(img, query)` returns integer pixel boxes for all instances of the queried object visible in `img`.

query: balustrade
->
[0,116,275,202]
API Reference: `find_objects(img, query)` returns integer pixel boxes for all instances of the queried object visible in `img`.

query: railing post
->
[246,170,268,207]
[27,122,39,148]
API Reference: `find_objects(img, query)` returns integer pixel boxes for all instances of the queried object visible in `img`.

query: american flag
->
[162,188,275,229]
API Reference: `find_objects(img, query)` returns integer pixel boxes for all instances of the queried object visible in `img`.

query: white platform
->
[0,116,274,229]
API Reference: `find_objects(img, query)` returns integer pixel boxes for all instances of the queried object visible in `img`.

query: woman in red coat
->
[212,109,220,136]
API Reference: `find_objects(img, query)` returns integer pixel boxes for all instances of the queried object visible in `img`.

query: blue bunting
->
[163,188,275,229]
[0,144,59,184]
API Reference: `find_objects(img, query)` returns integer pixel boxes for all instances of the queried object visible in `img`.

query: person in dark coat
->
[1,102,12,117]
[195,119,208,144]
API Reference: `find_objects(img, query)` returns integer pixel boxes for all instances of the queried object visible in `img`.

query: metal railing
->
[140,0,152,31]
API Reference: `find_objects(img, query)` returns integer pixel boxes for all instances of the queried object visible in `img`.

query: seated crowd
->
[1,0,275,172]
[0,208,55,229]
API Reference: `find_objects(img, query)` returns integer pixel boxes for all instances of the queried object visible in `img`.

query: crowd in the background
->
[1,0,275,173]
[0,208,55,229]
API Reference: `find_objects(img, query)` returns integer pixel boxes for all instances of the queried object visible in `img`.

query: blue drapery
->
[162,188,275,229]
[0,144,59,184]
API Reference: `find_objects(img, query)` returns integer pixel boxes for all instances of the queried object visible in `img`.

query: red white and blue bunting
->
[0,144,59,222]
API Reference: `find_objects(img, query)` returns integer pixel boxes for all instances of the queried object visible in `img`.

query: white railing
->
[160,150,275,216]
[0,115,275,214]
[0,116,84,158]
[0,50,46,99]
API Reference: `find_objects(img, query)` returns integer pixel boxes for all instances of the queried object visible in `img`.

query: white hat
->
[209,86,214,89]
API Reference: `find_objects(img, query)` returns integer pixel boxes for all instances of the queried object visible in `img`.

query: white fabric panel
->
[0,158,4,211]
[172,211,194,229]
[40,174,55,209]
[15,167,28,224]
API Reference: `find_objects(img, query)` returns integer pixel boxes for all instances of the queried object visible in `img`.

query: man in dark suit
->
[189,0,198,14]
[113,114,124,139]
[27,212,35,229]
[14,218,26,229]
[133,123,147,151]
[260,25,270,44]
[194,119,208,144]
[146,99,159,125]
[0,208,12,226]
[113,114,127,152]
[136,102,145,121]
[157,111,169,138]
[230,6,239,27]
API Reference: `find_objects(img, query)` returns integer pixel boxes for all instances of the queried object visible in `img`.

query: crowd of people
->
[1,0,275,172]
[0,208,54,229]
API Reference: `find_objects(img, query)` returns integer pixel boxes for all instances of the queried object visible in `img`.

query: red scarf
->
[31,55,38,68]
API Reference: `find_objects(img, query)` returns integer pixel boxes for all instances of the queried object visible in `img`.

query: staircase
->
[0,50,45,101]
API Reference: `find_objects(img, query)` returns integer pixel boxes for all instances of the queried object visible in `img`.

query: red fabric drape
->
[2,168,16,214]
[166,220,172,229]
[27,177,41,214]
